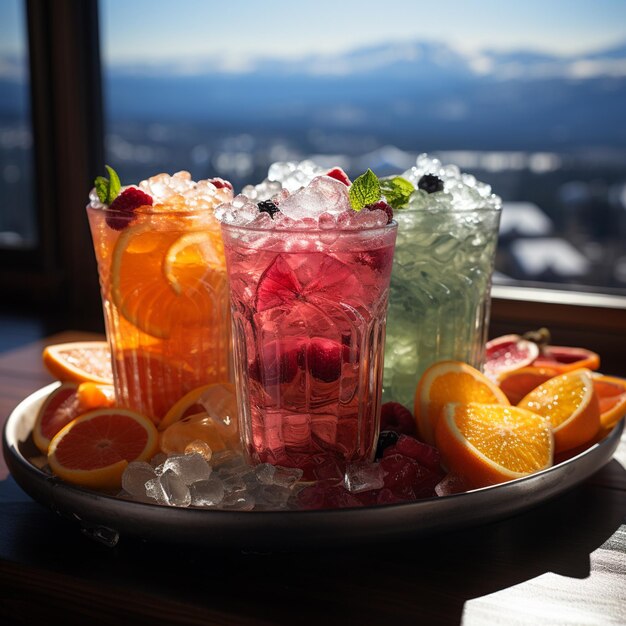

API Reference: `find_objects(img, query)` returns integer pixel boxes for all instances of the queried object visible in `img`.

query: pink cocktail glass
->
[222,222,397,473]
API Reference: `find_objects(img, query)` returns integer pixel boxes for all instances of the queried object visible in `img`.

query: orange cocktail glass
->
[86,171,233,426]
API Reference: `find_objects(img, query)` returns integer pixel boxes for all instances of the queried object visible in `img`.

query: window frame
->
[1,0,624,369]
[0,0,104,330]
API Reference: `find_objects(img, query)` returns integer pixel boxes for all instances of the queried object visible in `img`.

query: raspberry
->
[380,402,417,437]
[106,187,153,231]
[364,200,393,224]
[324,167,351,186]
[306,338,350,383]
[417,174,444,194]
[380,453,440,500]
[257,200,280,218]
[248,340,302,386]
[384,434,442,471]
[208,177,233,191]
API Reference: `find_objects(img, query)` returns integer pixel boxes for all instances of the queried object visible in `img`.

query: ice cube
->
[254,463,276,485]
[221,491,256,511]
[190,477,225,507]
[253,484,292,509]
[272,466,303,489]
[162,453,212,485]
[121,461,157,498]
[344,462,385,493]
[159,469,192,507]
[149,452,167,469]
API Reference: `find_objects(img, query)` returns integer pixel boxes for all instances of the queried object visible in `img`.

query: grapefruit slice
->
[255,253,362,313]
[33,382,81,454]
[42,341,113,384]
[47,408,159,490]
[592,374,626,430]
[497,366,560,404]
[484,334,540,381]
[533,345,600,373]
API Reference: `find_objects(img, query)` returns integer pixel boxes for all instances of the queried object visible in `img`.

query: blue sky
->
[2,0,626,61]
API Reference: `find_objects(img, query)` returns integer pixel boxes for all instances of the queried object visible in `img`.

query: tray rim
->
[3,382,624,549]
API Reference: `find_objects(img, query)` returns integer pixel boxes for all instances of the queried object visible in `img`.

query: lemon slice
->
[163,231,224,295]
[111,222,226,339]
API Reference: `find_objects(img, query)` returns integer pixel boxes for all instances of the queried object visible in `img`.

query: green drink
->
[382,155,502,408]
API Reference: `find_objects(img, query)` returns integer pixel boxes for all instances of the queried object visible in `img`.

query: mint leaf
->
[380,176,414,210]
[94,165,122,204]
[94,176,108,203]
[349,169,381,211]
[105,165,121,203]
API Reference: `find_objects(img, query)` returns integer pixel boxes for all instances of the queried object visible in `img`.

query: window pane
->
[0,0,35,249]
[100,0,626,295]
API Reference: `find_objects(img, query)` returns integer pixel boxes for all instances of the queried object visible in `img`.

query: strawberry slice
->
[324,167,351,186]
[208,177,233,191]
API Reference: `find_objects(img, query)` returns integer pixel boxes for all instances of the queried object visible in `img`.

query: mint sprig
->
[349,169,381,211]
[94,165,121,205]
[380,176,414,210]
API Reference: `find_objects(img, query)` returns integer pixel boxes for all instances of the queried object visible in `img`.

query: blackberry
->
[417,174,444,194]
[375,430,399,459]
[257,200,280,218]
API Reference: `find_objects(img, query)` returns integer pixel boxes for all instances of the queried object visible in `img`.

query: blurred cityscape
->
[2,39,626,294]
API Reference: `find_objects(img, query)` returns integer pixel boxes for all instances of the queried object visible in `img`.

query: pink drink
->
[222,215,396,474]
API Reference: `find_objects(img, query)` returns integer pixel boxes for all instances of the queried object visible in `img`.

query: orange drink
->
[87,170,233,425]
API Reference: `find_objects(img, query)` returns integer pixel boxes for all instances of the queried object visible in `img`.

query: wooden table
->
[1,332,625,626]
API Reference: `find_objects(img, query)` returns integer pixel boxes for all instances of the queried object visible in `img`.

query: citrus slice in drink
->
[517,368,600,453]
[111,222,225,339]
[159,383,239,454]
[42,341,113,384]
[47,408,159,490]
[33,382,80,454]
[497,366,560,404]
[414,361,509,445]
[592,374,626,430]
[435,402,554,489]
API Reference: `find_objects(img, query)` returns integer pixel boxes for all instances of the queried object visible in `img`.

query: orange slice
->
[159,382,239,455]
[33,382,80,454]
[159,382,236,430]
[76,382,116,411]
[497,366,560,405]
[592,374,626,430]
[47,408,159,491]
[517,368,600,453]
[111,222,225,339]
[414,361,509,445]
[42,341,113,384]
[435,402,554,489]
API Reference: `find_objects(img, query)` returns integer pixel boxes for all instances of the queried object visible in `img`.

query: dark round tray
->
[3,382,623,550]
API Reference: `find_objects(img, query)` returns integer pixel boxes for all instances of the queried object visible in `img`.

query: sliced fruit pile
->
[36,341,238,491]
[484,328,601,385]
[411,353,624,490]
